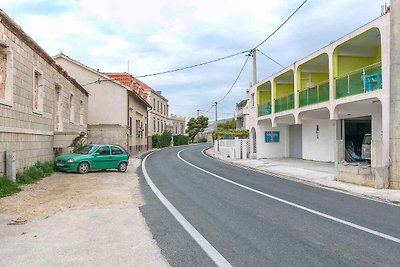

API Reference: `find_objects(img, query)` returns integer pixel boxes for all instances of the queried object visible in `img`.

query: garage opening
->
[343,116,371,162]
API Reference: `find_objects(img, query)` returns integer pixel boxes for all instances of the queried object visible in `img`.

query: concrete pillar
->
[389,0,400,189]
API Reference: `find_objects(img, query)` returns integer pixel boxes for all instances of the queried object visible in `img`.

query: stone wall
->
[0,11,88,175]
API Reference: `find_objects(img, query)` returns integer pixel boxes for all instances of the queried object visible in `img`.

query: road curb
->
[204,148,398,206]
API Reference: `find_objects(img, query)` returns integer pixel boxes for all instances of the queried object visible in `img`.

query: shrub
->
[198,137,208,143]
[173,135,189,146]
[16,161,54,184]
[152,131,172,148]
[0,177,21,198]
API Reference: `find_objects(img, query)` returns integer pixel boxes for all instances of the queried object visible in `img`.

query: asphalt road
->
[139,144,400,267]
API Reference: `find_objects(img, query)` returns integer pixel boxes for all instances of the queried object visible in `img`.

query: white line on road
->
[178,148,400,245]
[142,153,233,267]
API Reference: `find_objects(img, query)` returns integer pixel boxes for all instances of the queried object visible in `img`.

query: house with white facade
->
[248,11,396,188]
[53,54,151,155]
[235,99,250,130]
[0,10,88,176]
[167,114,186,135]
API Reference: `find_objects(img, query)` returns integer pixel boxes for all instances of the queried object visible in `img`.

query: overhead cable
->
[216,55,251,103]
[135,50,250,78]
[253,0,309,49]
[257,49,284,68]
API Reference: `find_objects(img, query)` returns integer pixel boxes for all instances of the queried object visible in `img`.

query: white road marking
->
[178,148,400,245]
[142,153,233,267]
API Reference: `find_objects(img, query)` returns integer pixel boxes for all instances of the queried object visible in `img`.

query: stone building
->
[167,114,186,135]
[0,10,89,175]
[53,54,151,155]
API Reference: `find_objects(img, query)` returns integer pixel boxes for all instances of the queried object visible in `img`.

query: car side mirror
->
[93,152,100,156]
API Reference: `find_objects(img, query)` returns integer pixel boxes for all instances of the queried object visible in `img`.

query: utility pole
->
[252,48,257,86]
[214,102,218,131]
[390,0,400,189]
[197,109,200,118]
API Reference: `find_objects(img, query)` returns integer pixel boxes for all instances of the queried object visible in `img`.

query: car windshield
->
[73,145,98,154]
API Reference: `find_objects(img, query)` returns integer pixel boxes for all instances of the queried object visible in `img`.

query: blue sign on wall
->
[265,131,280,143]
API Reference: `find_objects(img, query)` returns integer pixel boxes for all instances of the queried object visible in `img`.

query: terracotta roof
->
[0,10,88,96]
[102,72,151,100]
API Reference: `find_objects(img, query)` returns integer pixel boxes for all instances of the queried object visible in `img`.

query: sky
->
[1,0,388,120]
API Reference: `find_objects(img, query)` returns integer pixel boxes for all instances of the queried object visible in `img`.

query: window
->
[153,117,156,132]
[97,146,110,155]
[79,100,84,125]
[69,94,74,122]
[157,100,160,113]
[33,69,43,113]
[153,98,155,110]
[54,84,62,131]
[145,123,147,136]
[129,116,133,136]
[111,146,123,155]
[0,47,7,100]
[161,103,163,114]
[157,118,160,132]
[161,120,163,132]
[0,44,12,106]
[251,93,255,107]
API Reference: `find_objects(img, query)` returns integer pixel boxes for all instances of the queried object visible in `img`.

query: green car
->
[55,144,129,174]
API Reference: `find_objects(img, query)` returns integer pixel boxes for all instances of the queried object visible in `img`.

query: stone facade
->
[167,114,186,135]
[0,10,88,175]
[146,89,169,137]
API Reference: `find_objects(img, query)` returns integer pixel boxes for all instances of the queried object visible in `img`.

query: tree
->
[186,115,209,143]
[217,118,236,130]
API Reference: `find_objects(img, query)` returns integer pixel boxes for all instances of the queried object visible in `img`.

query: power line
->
[257,49,285,68]
[254,0,309,49]
[133,1,308,79]
[216,55,251,103]
[135,50,250,78]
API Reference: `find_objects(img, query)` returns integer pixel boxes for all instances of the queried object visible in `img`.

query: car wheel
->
[77,162,90,174]
[118,162,127,173]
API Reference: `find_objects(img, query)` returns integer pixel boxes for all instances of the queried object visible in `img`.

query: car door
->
[91,145,113,169]
[111,146,127,168]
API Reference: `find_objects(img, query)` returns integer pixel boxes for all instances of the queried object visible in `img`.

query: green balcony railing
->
[299,80,329,107]
[335,62,382,99]
[274,93,294,113]
[258,102,271,117]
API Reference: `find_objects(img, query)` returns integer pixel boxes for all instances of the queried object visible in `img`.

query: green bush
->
[152,131,172,148]
[213,130,249,140]
[173,135,189,146]
[16,161,54,184]
[0,177,21,198]
[198,137,208,143]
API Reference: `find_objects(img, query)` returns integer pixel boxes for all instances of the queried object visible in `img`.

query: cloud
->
[1,0,388,120]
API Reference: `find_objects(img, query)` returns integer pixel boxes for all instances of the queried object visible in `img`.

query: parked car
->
[55,144,129,174]
[361,133,371,161]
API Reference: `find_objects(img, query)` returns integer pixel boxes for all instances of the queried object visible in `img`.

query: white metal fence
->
[214,138,250,159]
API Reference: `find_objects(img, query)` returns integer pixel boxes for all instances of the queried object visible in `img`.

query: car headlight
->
[67,158,75,163]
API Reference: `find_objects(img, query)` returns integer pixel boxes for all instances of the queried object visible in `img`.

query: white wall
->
[256,121,289,159]
[55,57,127,126]
[302,120,336,162]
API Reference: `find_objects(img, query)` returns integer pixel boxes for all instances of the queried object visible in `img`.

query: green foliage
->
[0,161,55,198]
[217,118,236,130]
[213,130,249,140]
[186,115,209,143]
[16,161,55,185]
[173,135,189,146]
[198,137,208,143]
[0,177,21,198]
[152,131,172,148]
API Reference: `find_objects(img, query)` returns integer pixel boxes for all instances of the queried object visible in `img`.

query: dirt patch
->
[0,160,140,221]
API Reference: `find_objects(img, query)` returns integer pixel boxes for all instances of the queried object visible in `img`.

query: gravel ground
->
[0,158,169,267]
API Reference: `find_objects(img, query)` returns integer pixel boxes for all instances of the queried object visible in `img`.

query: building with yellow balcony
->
[248,11,391,188]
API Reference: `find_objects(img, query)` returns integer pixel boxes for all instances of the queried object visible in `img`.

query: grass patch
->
[0,161,55,198]
[16,161,55,185]
[0,177,21,198]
